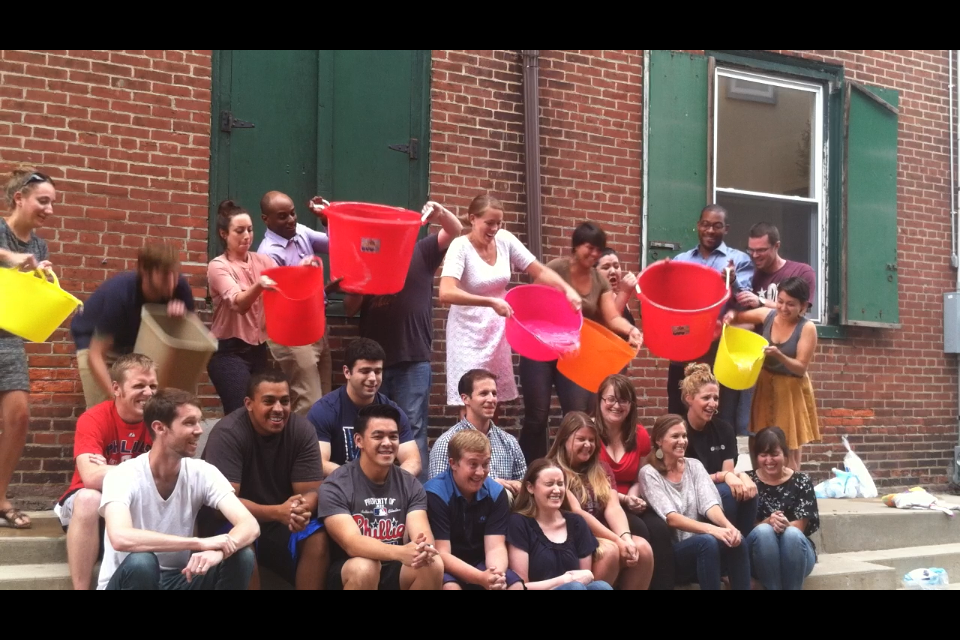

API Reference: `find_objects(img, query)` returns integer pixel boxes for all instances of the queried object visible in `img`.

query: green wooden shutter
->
[842,83,900,327]
[645,51,708,265]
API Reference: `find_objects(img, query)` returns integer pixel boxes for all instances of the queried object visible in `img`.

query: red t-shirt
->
[60,400,152,501]
[599,425,652,495]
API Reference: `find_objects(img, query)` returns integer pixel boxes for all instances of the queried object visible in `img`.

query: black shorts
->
[252,520,324,584]
[327,556,403,591]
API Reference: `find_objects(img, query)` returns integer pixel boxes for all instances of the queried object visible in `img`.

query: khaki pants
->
[267,335,331,416]
[76,348,119,408]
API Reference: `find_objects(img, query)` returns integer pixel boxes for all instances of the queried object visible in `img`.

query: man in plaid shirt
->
[428,369,526,496]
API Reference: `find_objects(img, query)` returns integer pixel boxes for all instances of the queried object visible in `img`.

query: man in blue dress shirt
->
[668,204,754,416]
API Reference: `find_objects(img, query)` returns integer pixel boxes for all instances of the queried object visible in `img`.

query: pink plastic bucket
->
[505,285,583,361]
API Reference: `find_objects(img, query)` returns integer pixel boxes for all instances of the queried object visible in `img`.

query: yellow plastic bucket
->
[714,325,768,391]
[0,267,82,342]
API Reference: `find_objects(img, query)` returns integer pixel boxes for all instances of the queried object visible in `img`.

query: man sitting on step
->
[55,353,158,590]
[98,388,260,590]
[201,370,327,589]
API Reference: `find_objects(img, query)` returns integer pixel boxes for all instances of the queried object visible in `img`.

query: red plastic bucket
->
[505,285,582,361]
[324,202,422,295]
[262,265,326,347]
[636,261,730,362]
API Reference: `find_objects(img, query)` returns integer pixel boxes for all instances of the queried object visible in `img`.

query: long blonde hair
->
[547,411,612,510]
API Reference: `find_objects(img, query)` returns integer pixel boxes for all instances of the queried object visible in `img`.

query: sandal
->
[0,507,31,529]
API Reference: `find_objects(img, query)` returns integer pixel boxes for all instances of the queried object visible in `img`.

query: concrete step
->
[0,512,65,565]
[843,543,960,580]
[898,582,960,591]
[803,553,897,590]
[818,500,960,553]
[0,563,72,589]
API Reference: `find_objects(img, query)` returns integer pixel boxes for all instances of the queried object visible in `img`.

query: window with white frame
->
[713,68,825,322]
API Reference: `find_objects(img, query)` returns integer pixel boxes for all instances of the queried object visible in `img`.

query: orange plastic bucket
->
[262,265,326,347]
[636,261,730,362]
[557,319,636,392]
[324,202,422,295]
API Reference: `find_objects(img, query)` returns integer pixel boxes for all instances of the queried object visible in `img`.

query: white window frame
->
[712,67,826,323]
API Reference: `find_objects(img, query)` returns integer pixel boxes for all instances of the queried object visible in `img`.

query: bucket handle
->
[9,266,62,289]
[635,264,733,295]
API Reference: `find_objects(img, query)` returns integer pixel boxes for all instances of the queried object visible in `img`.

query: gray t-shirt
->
[639,458,721,543]
[317,460,428,558]
[97,454,234,589]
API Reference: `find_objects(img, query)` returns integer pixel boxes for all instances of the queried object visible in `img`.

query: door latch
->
[388,138,419,160]
[220,111,255,133]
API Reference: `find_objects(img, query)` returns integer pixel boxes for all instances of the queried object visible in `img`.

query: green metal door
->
[210,50,430,255]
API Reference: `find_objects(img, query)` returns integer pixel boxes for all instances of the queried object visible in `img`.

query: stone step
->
[0,563,72,590]
[843,543,960,580]
[803,553,897,590]
[818,501,960,553]
[0,512,65,565]
[898,582,960,591]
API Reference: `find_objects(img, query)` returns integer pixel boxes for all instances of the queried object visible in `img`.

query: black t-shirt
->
[202,408,323,507]
[359,234,445,366]
[506,512,597,583]
[684,417,737,475]
[70,271,195,351]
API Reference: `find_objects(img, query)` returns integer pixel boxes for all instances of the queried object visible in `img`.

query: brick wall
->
[2,49,957,504]
[0,50,212,503]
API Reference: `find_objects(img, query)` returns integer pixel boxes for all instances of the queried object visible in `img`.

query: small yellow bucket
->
[0,267,82,342]
[714,325,768,391]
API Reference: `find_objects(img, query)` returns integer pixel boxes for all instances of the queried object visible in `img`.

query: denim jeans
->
[674,533,751,590]
[518,356,595,463]
[380,361,431,483]
[716,481,759,537]
[105,547,256,590]
[554,580,613,590]
[747,523,816,590]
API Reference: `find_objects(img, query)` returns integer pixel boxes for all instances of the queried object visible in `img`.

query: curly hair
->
[679,362,718,407]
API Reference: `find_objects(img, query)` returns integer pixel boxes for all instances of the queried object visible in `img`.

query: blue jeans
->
[719,386,754,436]
[716,481,758,537]
[674,533,751,590]
[554,580,613,590]
[747,524,816,590]
[380,361,431,483]
[518,357,595,463]
[105,547,256,590]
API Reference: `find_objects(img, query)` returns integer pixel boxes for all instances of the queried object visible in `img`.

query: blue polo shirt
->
[70,271,195,351]
[424,470,509,567]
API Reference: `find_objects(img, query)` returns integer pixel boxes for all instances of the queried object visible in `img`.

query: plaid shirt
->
[428,419,527,481]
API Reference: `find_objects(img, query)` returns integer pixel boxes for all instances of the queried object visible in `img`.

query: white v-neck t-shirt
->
[97,453,234,589]
[440,229,536,404]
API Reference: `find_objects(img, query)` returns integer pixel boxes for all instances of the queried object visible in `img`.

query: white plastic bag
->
[902,568,949,590]
[842,436,878,498]
[814,469,861,499]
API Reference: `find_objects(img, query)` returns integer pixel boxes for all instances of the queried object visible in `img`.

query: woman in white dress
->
[439,194,581,405]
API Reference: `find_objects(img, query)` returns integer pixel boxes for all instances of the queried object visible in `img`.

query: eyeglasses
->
[697,221,728,232]
[601,396,632,407]
[747,246,773,256]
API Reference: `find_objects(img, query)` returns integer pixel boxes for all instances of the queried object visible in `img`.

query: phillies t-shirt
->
[60,400,152,502]
[317,460,427,559]
[753,260,816,309]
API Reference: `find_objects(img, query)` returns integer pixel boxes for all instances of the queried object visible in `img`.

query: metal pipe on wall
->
[951,51,957,268]
[521,50,543,261]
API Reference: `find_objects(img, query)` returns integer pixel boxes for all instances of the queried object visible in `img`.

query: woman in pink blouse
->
[206,199,277,414]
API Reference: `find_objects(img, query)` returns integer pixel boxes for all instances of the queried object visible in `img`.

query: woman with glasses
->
[0,168,57,529]
[518,223,643,461]
[595,374,675,589]
[723,277,820,471]
[547,411,654,589]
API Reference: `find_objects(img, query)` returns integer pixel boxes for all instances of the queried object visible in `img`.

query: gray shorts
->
[0,335,28,392]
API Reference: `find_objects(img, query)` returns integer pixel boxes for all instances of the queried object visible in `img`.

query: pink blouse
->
[207,252,275,345]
